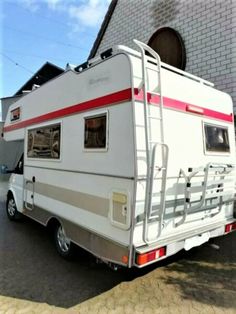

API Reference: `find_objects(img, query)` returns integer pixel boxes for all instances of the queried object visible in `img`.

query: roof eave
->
[88,0,118,60]
[14,62,64,96]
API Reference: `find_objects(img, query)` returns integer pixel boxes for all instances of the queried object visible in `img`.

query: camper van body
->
[3,42,236,267]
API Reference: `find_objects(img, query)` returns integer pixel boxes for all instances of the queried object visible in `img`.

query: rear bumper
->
[134,218,235,268]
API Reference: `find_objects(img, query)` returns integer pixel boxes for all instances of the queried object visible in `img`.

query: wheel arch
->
[46,216,64,231]
[47,216,75,259]
[7,189,14,200]
[7,189,23,213]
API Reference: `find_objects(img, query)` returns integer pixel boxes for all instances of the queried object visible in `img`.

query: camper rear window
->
[84,114,107,149]
[204,124,230,153]
[27,124,61,159]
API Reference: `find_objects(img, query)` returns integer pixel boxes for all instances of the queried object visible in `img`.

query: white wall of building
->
[0,95,23,122]
[0,96,24,182]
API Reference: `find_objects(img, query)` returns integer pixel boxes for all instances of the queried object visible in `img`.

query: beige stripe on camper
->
[27,181,109,217]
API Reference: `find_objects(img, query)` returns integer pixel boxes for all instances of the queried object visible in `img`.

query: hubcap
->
[57,225,70,253]
[8,199,16,216]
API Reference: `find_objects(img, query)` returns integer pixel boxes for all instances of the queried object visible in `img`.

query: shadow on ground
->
[159,233,236,309]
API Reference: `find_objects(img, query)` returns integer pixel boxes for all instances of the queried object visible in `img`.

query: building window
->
[148,27,186,70]
[27,124,61,159]
[84,114,107,149]
[204,123,230,153]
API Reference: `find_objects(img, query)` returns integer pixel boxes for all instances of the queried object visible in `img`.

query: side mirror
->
[0,165,9,174]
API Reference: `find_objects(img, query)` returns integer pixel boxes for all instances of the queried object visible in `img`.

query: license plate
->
[184,232,210,251]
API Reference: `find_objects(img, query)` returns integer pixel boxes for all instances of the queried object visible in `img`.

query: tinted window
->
[27,124,61,159]
[204,124,230,153]
[84,114,107,149]
[14,154,24,174]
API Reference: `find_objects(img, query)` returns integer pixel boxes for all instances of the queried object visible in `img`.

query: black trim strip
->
[88,0,118,59]
[24,164,135,180]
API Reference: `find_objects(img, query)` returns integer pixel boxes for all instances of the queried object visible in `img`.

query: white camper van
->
[3,40,236,268]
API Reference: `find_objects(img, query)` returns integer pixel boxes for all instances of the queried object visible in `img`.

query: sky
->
[0,0,111,101]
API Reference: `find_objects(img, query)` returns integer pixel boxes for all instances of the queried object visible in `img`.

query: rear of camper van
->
[130,40,236,267]
[2,40,236,268]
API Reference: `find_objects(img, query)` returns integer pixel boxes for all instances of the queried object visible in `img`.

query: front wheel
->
[54,223,75,259]
[6,194,22,221]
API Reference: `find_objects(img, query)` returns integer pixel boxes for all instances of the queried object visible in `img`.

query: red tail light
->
[225,222,236,233]
[136,246,166,266]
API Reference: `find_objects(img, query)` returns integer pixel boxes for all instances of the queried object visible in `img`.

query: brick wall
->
[95,0,236,111]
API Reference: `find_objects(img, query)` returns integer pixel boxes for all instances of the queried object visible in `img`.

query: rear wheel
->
[6,194,22,221]
[54,223,75,259]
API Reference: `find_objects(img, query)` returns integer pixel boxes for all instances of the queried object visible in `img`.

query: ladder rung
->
[149,140,164,144]
[137,149,147,152]
[155,167,166,170]
[147,115,162,120]
[148,214,159,220]
[150,165,166,170]
[145,66,160,73]
[146,91,160,96]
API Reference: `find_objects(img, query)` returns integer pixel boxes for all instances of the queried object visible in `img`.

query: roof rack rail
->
[75,43,214,88]
[114,44,214,87]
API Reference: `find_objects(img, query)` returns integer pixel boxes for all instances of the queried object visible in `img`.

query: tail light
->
[225,222,236,233]
[136,246,166,266]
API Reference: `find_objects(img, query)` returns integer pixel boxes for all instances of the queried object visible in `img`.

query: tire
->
[54,223,75,259]
[6,194,22,221]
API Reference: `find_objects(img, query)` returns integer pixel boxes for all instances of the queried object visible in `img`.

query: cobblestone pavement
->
[1,231,236,313]
[73,232,236,314]
[0,180,236,313]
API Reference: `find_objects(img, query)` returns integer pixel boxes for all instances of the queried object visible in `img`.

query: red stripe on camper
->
[134,88,233,122]
[3,87,233,134]
[3,88,132,133]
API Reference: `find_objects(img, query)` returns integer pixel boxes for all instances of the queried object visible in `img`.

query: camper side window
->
[27,124,61,159]
[84,114,107,149]
[204,124,230,153]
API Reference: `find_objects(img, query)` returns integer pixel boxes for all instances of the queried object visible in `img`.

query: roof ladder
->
[133,39,169,244]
